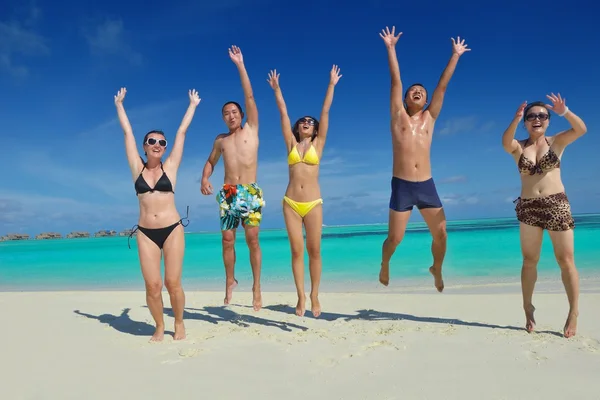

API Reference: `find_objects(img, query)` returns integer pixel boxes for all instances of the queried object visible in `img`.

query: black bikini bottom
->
[128,206,190,249]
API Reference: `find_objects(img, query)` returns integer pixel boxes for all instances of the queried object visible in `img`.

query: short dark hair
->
[222,101,244,118]
[404,83,428,102]
[292,116,320,143]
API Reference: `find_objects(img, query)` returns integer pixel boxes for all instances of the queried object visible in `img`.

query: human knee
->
[145,280,163,297]
[432,225,447,242]
[522,254,540,268]
[245,233,260,249]
[221,232,235,249]
[386,233,404,247]
[306,242,321,260]
[165,277,182,293]
[290,244,304,259]
[556,251,575,269]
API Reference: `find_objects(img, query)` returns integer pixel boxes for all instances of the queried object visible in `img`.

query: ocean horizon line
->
[3,212,600,240]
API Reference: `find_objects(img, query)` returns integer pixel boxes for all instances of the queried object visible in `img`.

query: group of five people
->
[116,27,587,342]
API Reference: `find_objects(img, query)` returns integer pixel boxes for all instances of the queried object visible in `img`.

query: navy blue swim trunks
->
[389,177,443,212]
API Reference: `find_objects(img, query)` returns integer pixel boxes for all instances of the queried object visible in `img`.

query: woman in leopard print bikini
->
[501,93,587,339]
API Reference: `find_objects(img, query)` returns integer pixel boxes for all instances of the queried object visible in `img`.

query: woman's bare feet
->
[379,262,390,286]
[224,278,238,305]
[174,321,186,340]
[429,266,444,292]
[524,304,536,333]
[310,293,321,318]
[150,325,165,342]
[564,311,578,338]
[296,295,306,317]
[252,285,262,311]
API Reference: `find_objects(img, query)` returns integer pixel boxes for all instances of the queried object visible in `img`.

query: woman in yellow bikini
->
[267,65,342,317]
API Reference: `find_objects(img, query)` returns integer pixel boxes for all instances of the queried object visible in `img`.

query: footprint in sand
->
[525,349,548,362]
[579,338,600,354]
[364,340,402,352]
[178,348,201,358]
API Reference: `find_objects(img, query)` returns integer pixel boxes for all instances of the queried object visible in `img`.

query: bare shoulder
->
[242,122,258,135]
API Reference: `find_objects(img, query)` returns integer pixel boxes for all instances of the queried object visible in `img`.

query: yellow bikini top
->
[287,144,320,165]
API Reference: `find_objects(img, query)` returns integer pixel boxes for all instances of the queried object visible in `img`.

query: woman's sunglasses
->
[525,113,549,122]
[145,138,167,147]
[299,118,315,126]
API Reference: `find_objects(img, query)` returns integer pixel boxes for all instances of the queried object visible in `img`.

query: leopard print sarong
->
[514,192,574,231]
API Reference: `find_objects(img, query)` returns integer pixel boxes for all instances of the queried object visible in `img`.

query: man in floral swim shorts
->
[200,45,265,311]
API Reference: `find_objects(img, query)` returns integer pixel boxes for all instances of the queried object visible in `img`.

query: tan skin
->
[378,26,470,292]
[267,65,342,318]
[115,87,200,342]
[200,45,263,311]
[502,93,587,338]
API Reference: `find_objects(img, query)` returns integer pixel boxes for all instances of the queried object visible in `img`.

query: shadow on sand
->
[73,308,167,337]
[163,306,308,332]
[260,304,564,338]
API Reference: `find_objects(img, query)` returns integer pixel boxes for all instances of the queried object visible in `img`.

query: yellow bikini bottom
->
[282,196,323,218]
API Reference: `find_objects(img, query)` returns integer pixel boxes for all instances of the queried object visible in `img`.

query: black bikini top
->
[134,163,174,195]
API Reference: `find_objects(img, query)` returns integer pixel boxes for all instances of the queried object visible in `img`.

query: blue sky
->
[1,0,598,236]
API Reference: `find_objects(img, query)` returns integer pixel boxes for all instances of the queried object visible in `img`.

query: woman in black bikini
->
[115,87,200,342]
[501,93,587,338]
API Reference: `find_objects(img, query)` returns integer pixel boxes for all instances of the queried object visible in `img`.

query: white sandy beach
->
[1,289,599,399]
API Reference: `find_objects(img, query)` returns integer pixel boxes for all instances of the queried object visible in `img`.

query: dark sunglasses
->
[525,113,549,122]
[299,118,315,126]
[145,138,167,147]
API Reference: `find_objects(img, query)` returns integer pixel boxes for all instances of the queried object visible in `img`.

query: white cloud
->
[84,19,142,65]
[0,4,49,78]
[438,116,496,136]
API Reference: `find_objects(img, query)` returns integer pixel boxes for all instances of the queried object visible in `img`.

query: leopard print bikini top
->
[518,137,560,175]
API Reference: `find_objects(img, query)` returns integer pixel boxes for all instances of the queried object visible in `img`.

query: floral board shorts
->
[216,182,265,231]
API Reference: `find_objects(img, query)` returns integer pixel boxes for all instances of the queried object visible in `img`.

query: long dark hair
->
[292,116,320,143]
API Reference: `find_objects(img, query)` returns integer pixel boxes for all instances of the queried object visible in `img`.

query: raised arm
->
[545,93,587,147]
[165,89,201,170]
[315,65,343,150]
[229,46,258,131]
[114,88,144,180]
[267,70,294,149]
[380,26,404,117]
[200,135,224,196]
[427,37,470,120]
[502,101,527,155]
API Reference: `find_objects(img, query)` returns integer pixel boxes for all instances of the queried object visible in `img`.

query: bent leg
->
[548,228,579,338]
[163,223,186,340]
[304,203,323,318]
[244,225,262,311]
[520,223,544,333]
[380,209,412,286]
[283,201,307,316]
[221,229,238,305]
[419,207,448,292]
[137,231,165,342]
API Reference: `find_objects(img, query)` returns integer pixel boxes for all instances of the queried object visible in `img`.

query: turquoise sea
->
[1,214,599,292]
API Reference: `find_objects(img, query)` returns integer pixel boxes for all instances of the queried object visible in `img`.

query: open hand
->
[114,87,127,105]
[379,26,402,47]
[515,101,527,118]
[267,69,280,90]
[189,89,201,106]
[545,93,567,115]
[228,45,244,65]
[201,179,213,195]
[451,37,471,56]
[330,65,342,85]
